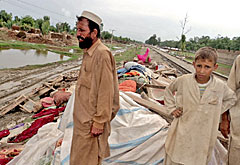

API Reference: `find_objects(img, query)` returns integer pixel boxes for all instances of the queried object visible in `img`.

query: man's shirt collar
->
[85,39,101,56]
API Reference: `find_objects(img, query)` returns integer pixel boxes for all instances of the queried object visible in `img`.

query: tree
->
[101,31,112,40]
[179,13,191,54]
[13,16,21,25]
[55,22,71,33]
[0,10,12,23]
[43,16,50,22]
[49,25,57,32]
[21,15,35,27]
[35,18,44,32]
[180,34,186,52]
[145,34,158,45]
[42,20,50,35]
[157,37,161,46]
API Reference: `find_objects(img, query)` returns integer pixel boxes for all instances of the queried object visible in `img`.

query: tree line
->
[0,10,139,44]
[0,10,76,35]
[145,34,240,52]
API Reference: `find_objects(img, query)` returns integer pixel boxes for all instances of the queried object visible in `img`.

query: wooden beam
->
[19,104,32,113]
[124,92,173,123]
[137,83,166,89]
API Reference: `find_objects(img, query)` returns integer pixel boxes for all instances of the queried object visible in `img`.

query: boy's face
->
[193,59,218,84]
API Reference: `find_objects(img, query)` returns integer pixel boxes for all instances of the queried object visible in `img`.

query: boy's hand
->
[220,120,230,138]
[171,108,183,118]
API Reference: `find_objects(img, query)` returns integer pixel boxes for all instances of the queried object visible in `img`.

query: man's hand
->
[220,120,230,138]
[171,108,183,118]
[91,125,104,137]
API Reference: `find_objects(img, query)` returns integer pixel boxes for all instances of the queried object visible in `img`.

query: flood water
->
[0,48,70,69]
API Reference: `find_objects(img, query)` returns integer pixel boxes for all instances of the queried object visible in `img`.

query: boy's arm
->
[164,78,179,115]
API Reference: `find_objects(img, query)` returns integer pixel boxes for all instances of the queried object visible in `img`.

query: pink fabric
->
[137,48,151,63]
[41,97,55,108]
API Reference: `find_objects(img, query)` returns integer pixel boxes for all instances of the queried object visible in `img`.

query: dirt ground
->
[0,46,168,131]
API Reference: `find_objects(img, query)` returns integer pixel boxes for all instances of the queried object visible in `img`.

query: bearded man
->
[70,11,119,165]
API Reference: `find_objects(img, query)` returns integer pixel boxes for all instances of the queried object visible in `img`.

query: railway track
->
[151,47,228,81]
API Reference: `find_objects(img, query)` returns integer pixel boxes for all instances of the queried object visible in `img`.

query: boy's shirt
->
[164,73,236,164]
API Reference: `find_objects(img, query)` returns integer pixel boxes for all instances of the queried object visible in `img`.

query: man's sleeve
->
[227,57,238,92]
[221,83,237,114]
[92,52,114,129]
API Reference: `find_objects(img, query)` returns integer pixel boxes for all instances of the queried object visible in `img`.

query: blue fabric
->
[117,68,128,74]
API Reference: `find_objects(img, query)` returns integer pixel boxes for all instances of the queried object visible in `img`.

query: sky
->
[1,0,240,42]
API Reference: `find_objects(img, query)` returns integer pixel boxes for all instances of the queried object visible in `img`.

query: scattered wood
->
[0,75,64,116]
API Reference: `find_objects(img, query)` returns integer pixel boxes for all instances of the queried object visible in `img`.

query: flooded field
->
[0,48,70,69]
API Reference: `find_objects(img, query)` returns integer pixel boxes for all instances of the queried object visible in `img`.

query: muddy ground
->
[0,48,167,131]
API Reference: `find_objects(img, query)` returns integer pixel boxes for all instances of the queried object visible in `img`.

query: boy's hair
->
[195,47,218,64]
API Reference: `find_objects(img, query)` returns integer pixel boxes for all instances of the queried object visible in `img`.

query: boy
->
[164,47,237,165]
[220,55,240,164]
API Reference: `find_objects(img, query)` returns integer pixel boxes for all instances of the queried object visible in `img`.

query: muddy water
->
[0,48,70,69]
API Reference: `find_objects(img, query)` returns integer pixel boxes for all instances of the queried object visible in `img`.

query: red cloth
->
[119,80,137,92]
[0,157,13,165]
[0,130,10,140]
[8,115,54,143]
[32,106,66,119]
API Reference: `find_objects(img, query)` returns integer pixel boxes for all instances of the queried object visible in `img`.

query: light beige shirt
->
[72,39,119,162]
[227,55,240,163]
[164,74,236,165]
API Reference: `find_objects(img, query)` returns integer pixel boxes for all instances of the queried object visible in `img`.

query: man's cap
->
[79,11,102,27]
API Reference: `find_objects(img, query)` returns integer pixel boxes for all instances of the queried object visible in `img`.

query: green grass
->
[0,40,47,49]
[114,47,142,63]
[217,63,232,69]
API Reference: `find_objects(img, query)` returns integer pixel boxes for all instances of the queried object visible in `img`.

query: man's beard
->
[78,36,93,49]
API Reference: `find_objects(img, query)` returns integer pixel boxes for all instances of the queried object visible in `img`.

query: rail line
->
[151,47,228,81]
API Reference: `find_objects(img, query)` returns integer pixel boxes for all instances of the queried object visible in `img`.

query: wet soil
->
[0,48,166,131]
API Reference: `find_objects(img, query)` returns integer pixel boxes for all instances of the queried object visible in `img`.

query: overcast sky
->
[1,0,240,42]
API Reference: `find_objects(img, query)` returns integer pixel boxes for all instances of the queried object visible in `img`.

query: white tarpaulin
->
[8,91,228,165]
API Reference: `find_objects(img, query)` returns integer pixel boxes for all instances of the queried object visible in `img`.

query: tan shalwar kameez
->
[227,55,240,165]
[70,39,120,165]
[164,74,236,165]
